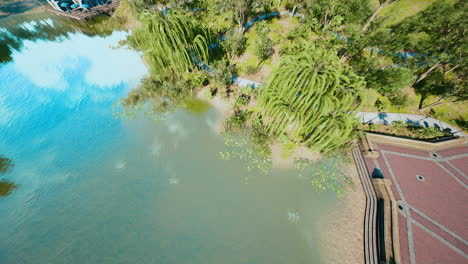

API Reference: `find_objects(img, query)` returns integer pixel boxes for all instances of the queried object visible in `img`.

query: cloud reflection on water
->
[11,31,146,89]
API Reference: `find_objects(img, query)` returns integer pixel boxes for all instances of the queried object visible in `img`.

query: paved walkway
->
[232,77,262,89]
[364,144,468,264]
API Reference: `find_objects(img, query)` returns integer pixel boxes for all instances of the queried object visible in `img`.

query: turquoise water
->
[0,16,339,264]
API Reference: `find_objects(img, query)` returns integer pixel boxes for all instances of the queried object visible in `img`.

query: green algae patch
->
[185,98,211,115]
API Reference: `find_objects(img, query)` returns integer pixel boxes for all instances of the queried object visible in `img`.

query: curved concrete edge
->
[356,112,466,137]
[352,145,379,264]
[365,132,468,151]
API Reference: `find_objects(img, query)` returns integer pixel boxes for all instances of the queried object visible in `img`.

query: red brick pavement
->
[364,143,468,264]
[437,146,468,157]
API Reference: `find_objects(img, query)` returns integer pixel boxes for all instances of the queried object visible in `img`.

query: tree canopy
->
[128,11,212,82]
[415,71,467,109]
[374,0,467,83]
[258,42,366,152]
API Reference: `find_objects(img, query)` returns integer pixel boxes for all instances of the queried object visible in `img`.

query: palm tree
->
[258,42,366,152]
[128,11,211,82]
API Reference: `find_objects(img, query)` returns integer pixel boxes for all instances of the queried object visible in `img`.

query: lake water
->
[0,13,340,264]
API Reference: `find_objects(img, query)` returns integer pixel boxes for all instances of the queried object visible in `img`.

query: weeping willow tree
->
[128,11,211,82]
[258,42,366,153]
[122,10,212,113]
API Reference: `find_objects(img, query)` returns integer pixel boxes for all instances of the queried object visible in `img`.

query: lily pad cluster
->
[295,154,353,195]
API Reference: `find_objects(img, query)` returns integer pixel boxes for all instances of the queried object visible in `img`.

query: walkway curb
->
[372,179,402,264]
[365,133,467,151]
[352,145,379,264]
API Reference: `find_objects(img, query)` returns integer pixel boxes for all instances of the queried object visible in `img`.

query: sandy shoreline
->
[317,162,365,264]
[196,87,323,166]
[195,86,234,134]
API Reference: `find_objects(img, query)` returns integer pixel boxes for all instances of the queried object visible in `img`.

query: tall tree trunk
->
[444,64,460,75]
[362,5,383,32]
[340,55,351,63]
[418,94,426,109]
[291,5,297,18]
[323,8,329,26]
[238,12,244,32]
[420,98,454,110]
[415,61,441,84]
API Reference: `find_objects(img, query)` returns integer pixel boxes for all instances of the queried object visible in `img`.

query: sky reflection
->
[0,26,147,191]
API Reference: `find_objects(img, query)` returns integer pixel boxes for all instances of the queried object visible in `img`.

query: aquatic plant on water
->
[0,179,17,197]
[295,154,353,195]
[219,132,272,177]
[0,156,13,175]
[0,156,16,197]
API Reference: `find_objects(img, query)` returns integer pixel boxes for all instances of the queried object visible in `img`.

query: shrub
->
[235,94,251,107]
[222,29,246,59]
[255,37,274,61]
[254,21,274,61]
[244,65,259,75]
[226,110,249,130]
[218,84,230,99]
[374,98,389,112]
[240,86,256,96]
[250,116,271,157]
[387,92,409,108]
[367,67,415,94]
[211,60,236,86]
[411,127,448,138]
[202,88,214,99]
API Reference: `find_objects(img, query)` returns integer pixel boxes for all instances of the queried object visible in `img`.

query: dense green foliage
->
[122,9,215,111]
[383,0,466,109]
[362,0,399,31]
[258,42,366,152]
[286,0,371,26]
[371,0,467,90]
[222,29,247,59]
[380,1,466,65]
[215,0,254,29]
[254,21,274,61]
[128,11,211,82]
[366,67,415,95]
[363,120,453,139]
[414,71,467,109]
[310,0,371,26]
[123,72,207,110]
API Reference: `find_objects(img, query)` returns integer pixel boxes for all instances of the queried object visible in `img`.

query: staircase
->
[352,145,379,264]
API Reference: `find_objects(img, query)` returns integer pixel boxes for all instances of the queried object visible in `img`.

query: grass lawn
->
[374,0,440,27]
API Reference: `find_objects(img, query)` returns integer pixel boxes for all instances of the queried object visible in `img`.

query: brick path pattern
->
[364,144,468,264]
